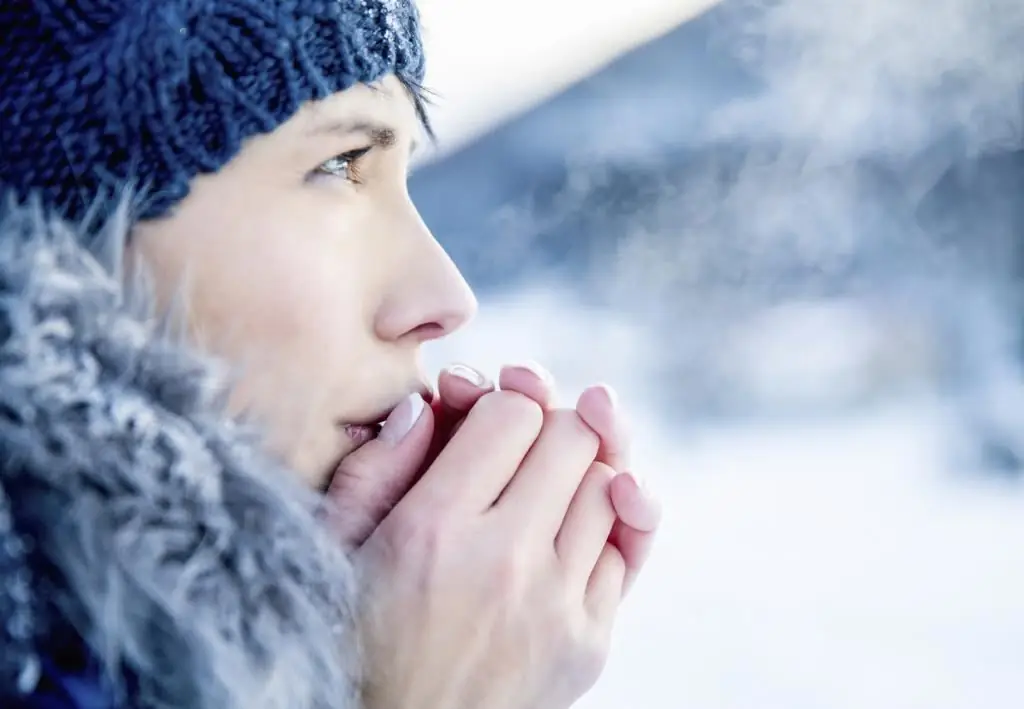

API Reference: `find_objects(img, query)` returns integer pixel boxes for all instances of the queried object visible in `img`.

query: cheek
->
[139,199,376,390]
[196,226,374,386]
[134,185,405,475]
[209,236,396,478]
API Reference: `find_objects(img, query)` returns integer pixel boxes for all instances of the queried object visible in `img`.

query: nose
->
[373,211,478,345]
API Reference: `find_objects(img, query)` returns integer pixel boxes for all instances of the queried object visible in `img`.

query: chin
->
[278,428,353,492]
[313,422,381,492]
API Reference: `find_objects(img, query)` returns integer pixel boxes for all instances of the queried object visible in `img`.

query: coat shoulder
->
[0,199,363,709]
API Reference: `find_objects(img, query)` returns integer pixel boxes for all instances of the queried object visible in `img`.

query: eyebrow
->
[305,118,420,156]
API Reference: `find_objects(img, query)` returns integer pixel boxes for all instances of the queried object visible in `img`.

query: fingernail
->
[379,393,425,446]
[510,360,554,385]
[619,472,661,532]
[623,471,653,499]
[446,363,489,388]
[596,383,619,410]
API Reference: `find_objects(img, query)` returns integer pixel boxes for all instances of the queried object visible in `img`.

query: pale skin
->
[129,75,661,709]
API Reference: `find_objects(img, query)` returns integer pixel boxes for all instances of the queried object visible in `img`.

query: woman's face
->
[130,76,476,489]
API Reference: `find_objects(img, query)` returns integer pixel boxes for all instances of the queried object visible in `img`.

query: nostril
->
[407,322,446,342]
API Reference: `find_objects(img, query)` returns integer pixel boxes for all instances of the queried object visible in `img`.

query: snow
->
[425,288,1024,709]
[590,409,1024,709]
[413,0,1024,703]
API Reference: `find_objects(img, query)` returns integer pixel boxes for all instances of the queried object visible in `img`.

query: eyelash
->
[312,146,372,184]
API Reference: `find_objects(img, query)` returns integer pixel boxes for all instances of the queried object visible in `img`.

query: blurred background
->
[414,1,1024,707]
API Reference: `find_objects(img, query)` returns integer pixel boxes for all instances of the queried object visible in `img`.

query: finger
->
[609,522,656,597]
[431,363,555,460]
[324,394,434,549]
[437,364,494,414]
[555,462,617,591]
[585,543,627,623]
[401,390,544,514]
[495,409,599,540]
[434,362,554,455]
[498,361,557,409]
[609,472,661,596]
[428,364,494,464]
[609,472,660,533]
[576,384,630,472]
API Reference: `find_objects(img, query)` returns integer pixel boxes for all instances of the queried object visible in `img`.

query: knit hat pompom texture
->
[0,0,425,221]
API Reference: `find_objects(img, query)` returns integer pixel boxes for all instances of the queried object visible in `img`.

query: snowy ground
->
[425,288,1024,709]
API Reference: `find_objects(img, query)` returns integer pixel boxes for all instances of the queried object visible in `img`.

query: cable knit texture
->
[0,197,364,709]
[0,0,425,221]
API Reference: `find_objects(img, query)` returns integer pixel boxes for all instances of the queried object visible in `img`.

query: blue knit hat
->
[0,0,426,222]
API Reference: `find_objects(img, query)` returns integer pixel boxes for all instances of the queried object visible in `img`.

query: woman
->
[0,1,661,708]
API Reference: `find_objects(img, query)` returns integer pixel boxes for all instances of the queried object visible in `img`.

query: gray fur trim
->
[0,197,362,709]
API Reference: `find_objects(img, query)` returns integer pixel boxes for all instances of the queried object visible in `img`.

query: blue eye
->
[314,147,371,182]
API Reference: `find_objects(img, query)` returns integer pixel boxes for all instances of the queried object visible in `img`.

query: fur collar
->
[0,198,362,709]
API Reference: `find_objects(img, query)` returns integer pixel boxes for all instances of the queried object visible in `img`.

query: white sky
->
[415,0,721,160]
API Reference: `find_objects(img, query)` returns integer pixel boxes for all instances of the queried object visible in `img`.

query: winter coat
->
[0,199,364,709]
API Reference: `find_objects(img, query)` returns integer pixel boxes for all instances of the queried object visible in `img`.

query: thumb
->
[324,394,434,549]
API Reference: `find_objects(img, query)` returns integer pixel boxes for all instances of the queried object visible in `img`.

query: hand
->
[325,363,661,593]
[355,389,623,709]
[439,363,661,596]
[322,364,503,548]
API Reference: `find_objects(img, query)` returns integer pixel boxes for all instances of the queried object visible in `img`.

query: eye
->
[312,147,372,183]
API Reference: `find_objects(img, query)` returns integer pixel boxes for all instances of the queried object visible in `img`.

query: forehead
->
[300,75,420,135]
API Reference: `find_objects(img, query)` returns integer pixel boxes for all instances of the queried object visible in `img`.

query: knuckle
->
[335,453,375,486]
[384,510,445,561]
[548,409,600,447]
[536,411,599,464]
[549,613,610,692]
[491,541,533,596]
[477,390,544,434]
[574,633,611,686]
[544,574,580,630]
[586,460,616,484]
[603,544,627,578]
[581,469,618,510]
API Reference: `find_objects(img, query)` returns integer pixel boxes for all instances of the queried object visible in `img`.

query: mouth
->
[321,386,433,495]
[338,386,434,450]
[319,414,390,494]
[342,419,385,447]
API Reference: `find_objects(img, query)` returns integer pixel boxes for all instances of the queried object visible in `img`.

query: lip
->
[340,384,433,429]
[322,384,433,492]
[343,421,382,447]
[335,383,434,444]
